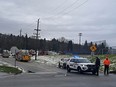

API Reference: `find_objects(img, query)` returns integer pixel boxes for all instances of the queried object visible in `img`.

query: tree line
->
[0,33,109,55]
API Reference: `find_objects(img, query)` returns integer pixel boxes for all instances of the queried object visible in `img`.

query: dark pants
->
[96,66,100,75]
[104,65,109,75]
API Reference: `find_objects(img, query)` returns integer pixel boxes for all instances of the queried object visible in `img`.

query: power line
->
[43,0,88,21]
[51,0,68,13]
[41,0,89,32]
[53,0,88,17]
[62,0,88,15]
[42,0,68,19]
[56,0,80,15]
[42,0,79,19]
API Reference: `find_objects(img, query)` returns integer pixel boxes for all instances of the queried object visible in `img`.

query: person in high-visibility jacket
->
[103,56,110,75]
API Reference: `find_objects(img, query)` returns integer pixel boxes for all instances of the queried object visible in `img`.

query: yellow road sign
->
[90,45,97,52]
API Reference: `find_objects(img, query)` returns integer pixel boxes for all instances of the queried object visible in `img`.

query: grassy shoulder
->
[0,65,22,74]
[88,54,116,73]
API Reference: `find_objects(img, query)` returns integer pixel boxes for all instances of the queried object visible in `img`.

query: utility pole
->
[20,29,22,37]
[19,29,22,49]
[25,33,28,50]
[78,33,82,54]
[34,19,41,60]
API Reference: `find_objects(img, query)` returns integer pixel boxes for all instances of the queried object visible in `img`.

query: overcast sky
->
[0,0,116,46]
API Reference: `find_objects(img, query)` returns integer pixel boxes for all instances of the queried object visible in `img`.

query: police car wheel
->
[78,67,82,74]
[58,63,61,68]
[92,71,96,75]
[63,64,66,69]
[67,66,71,72]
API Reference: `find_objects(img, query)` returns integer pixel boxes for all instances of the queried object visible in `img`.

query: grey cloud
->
[0,0,116,46]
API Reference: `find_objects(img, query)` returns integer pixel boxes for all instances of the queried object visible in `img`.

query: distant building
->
[30,36,36,39]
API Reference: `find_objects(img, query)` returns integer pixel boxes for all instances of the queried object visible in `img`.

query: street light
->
[79,33,82,45]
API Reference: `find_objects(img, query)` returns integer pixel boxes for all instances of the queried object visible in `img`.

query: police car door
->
[73,59,78,69]
[69,59,75,69]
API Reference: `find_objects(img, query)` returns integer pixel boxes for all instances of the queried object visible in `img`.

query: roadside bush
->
[88,54,116,73]
[0,65,22,74]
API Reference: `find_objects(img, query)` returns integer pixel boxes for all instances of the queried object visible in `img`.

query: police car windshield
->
[76,59,91,63]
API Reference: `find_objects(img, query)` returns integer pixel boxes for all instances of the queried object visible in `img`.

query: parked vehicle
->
[66,57,96,74]
[58,58,70,69]
[16,50,31,62]
[29,49,36,56]
[2,50,10,58]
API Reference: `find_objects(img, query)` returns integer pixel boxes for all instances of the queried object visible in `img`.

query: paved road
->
[0,56,116,87]
[0,72,116,87]
[0,56,66,73]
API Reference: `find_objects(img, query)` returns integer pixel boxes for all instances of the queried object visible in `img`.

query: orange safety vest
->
[103,59,110,65]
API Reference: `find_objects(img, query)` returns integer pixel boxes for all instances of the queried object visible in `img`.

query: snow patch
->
[31,55,71,66]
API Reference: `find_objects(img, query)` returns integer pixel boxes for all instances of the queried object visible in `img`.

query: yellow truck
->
[16,50,31,62]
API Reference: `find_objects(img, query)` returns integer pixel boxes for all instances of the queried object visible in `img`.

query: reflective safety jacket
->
[103,59,110,66]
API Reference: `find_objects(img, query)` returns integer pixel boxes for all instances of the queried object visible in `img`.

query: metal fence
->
[109,46,116,54]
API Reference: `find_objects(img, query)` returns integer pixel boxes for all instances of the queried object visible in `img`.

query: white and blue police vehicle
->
[58,58,70,69]
[66,56,96,74]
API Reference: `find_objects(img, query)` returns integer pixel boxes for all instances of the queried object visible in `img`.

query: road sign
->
[90,45,97,52]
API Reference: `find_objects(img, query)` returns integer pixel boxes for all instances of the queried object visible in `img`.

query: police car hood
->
[79,63,95,65]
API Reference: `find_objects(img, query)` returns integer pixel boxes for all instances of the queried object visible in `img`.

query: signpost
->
[90,45,97,52]
[10,46,19,67]
[90,45,97,56]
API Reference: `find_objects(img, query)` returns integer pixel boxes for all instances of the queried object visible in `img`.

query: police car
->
[66,57,96,74]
